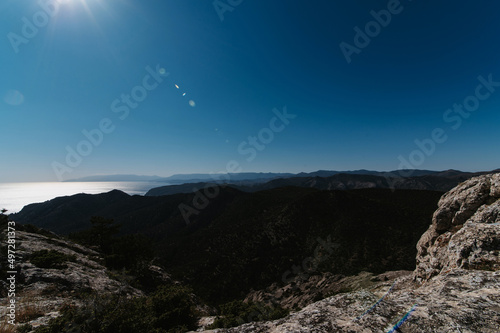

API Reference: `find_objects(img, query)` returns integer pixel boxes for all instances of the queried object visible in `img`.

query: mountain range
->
[64,172,295,183]
[145,169,500,196]
[65,168,500,185]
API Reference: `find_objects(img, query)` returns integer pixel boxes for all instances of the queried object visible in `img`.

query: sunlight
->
[47,0,122,65]
[75,0,98,18]
[53,0,112,25]
[66,0,101,25]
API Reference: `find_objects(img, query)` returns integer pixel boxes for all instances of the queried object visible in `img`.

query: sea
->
[0,181,171,214]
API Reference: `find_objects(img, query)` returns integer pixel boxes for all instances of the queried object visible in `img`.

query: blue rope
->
[354,281,396,321]
[387,304,418,333]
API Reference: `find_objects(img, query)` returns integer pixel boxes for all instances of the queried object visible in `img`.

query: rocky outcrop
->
[202,174,500,332]
[0,230,142,329]
[14,231,143,296]
[244,271,410,311]
[414,173,500,282]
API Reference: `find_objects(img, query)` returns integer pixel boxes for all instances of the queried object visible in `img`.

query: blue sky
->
[1,0,500,182]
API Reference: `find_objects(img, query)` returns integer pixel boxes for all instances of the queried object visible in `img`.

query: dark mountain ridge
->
[12,186,443,304]
[145,169,500,196]
[65,168,500,185]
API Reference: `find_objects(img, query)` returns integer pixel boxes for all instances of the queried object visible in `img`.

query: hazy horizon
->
[2,1,500,182]
[2,166,500,184]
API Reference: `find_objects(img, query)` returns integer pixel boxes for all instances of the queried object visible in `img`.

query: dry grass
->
[0,322,16,333]
[17,303,44,323]
[13,295,45,324]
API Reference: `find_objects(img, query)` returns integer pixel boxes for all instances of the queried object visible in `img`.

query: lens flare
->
[4,90,24,106]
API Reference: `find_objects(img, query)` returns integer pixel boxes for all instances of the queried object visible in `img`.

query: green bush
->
[209,300,288,329]
[34,285,198,333]
[30,250,76,269]
[17,324,33,333]
[19,224,57,238]
[149,285,198,330]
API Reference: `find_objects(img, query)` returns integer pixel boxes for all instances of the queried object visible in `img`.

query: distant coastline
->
[4,168,499,214]
[0,181,167,214]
